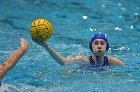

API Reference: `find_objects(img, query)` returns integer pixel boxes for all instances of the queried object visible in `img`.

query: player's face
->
[92,39,106,56]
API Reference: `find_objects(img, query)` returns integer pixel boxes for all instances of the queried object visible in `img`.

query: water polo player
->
[33,33,124,66]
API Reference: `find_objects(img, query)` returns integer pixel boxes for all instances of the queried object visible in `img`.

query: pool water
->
[0,0,140,92]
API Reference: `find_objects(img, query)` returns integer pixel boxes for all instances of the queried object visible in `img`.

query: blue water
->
[0,0,140,92]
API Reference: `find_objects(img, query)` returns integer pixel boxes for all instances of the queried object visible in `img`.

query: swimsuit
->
[89,56,109,66]
[78,56,109,71]
[0,80,1,86]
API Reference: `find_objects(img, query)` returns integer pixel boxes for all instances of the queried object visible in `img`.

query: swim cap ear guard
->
[89,33,109,52]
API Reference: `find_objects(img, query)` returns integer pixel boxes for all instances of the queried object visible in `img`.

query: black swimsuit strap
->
[0,80,1,86]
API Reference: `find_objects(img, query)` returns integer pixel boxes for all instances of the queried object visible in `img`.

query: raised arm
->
[41,42,67,65]
[33,39,89,65]
[0,39,29,80]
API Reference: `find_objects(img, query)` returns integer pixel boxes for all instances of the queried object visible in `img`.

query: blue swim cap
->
[89,33,109,52]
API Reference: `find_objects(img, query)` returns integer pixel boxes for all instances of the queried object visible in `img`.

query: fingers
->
[21,38,28,44]
[32,38,45,46]
[20,38,26,42]
[32,38,40,43]
[20,38,29,50]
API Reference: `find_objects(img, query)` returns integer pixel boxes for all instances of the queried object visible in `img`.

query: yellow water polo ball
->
[30,19,52,42]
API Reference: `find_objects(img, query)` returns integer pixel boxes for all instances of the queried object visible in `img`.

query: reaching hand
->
[32,38,43,45]
[32,38,47,47]
[20,38,29,51]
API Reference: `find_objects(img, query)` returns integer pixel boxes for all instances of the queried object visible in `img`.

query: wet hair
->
[89,33,109,52]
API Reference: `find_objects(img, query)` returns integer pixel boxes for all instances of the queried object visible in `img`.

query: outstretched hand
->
[20,38,29,51]
[32,38,43,45]
[32,38,47,47]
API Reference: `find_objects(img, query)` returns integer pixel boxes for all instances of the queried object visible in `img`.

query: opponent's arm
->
[0,39,29,80]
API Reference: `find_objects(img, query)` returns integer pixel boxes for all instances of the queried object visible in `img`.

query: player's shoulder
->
[107,56,125,66]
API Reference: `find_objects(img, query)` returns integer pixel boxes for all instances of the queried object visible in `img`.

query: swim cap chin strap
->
[89,33,109,52]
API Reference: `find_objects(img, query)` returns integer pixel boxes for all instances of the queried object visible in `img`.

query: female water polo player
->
[33,33,124,66]
[0,38,29,86]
